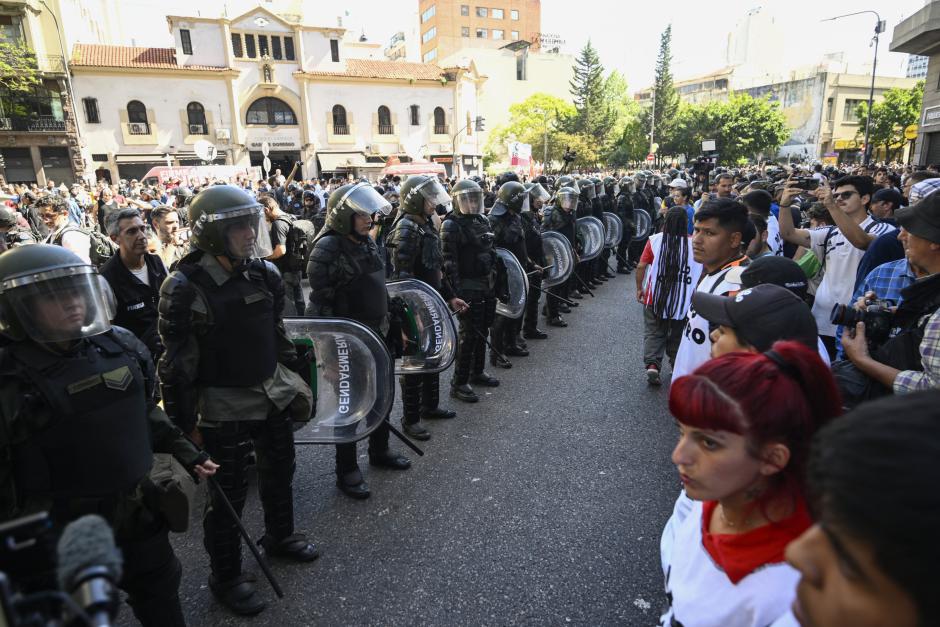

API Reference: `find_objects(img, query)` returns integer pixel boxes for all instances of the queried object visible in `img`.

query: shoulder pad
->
[311,234,342,261]
[159,268,208,316]
[107,326,153,362]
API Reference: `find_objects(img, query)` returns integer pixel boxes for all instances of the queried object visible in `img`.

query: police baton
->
[206,476,285,599]
[527,283,576,307]
[573,272,596,297]
[385,419,425,456]
[449,310,510,363]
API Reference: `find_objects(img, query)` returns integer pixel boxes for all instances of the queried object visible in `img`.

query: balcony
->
[378,124,395,135]
[128,122,151,135]
[434,124,449,135]
[187,123,208,135]
[0,115,65,132]
[332,124,350,135]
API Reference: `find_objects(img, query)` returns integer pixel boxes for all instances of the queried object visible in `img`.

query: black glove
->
[286,342,315,374]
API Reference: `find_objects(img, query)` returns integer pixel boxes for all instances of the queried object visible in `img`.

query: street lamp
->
[822,10,886,166]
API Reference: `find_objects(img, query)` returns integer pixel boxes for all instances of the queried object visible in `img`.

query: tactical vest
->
[446,214,495,283]
[332,236,389,330]
[183,261,279,387]
[9,332,153,499]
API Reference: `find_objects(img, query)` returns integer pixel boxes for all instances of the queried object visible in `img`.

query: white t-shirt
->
[659,492,800,627]
[809,216,895,337]
[766,214,784,257]
[46,227,91,265]
[671,261,745,381]
[129,263,150,286]
[643,233,703,320]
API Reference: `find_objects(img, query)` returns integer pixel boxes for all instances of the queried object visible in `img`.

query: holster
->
[148,453,195,533]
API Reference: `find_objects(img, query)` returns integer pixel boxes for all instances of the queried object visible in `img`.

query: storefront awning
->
[115,154,168,164]
[317,152,367,171]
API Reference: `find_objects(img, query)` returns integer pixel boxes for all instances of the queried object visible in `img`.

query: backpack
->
[52,224,118,268]
[276,216,316,272]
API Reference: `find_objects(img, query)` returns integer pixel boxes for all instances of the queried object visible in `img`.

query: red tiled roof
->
[304,58,445,81]
[71,44,230,72]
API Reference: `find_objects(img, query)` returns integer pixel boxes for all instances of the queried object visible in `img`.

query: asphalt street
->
[142,269,681,627]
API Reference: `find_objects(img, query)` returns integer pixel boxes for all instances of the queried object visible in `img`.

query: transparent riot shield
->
[386,279,458,375]
[602,212,623,248]
[494,248,529,319]
[635,209,653,239]
[284,317,394,444]
[576,216,605,261]
[540,231,575,289]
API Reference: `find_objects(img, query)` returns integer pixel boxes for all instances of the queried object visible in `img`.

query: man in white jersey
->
[671,198,750,382]
[777,175,895,360]
[741,189,783,256]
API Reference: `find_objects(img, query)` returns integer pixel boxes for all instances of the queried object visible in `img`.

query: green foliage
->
[566,40,616,160]
[485,93,577,164]
[608,116,651,166]
[854,81,924,162]
[0,42,39,93]
[652,25,680,156]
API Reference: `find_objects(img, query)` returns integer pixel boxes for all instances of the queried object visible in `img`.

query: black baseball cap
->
[896,191,940,244]
[726,255,809,300]
[691,283,818,352]
[872,187,902,208]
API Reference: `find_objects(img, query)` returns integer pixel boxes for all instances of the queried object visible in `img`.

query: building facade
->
[418,0,541,64]
[68,6,486,182]
[891,2,940,165]
[907,54,929,79]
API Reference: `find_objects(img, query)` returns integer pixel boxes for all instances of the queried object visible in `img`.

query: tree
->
[608,117,650,167]
[566,40,616,163]
[855,81,924,162]
[485,93,577,166]
[0,42,39,93]
[649,25,680,158]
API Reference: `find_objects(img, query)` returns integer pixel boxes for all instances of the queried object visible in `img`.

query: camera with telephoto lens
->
[830,298,895,346]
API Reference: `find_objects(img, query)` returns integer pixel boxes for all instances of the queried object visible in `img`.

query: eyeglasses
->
[832,191,858,201]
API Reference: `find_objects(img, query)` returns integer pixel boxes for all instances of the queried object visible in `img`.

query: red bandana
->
[701,498,811,584]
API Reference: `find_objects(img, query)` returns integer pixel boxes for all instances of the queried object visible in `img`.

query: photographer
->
[841,193,940,396]
[0,207,36,253]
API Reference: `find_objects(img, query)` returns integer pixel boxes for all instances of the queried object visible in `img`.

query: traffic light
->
[474,116,485,132]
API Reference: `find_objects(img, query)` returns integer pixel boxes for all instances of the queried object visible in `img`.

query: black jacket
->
[100,252,167,361]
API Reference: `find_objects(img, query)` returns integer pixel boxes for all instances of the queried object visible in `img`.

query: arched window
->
[127,100,148,134]
[433,106,446,134]
[246,97,296,126]
[377,105,392,134]
[186,102,207,134]
[332,104,348,134]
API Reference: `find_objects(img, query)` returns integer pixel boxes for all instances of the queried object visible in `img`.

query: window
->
[492,29,504,40]
[843,99,864,123]
[284,36,295,60]
[180,29,192,55]
[433,107,447,134]
[476,7,487,17]
[461,27,470,37]
[460,4,469,15]
[378,105,393,134]
[332,104,348,134]
[187,102,207,134]
[330,39,339,62]
[826,97,834,122]
[476,28,487,38]
[258,35,269,57]
[492,8,504,18]
[272,35,282,60]
[511,30,519,40]
[83,97,100,123]
[516,51,527,81]
[423,48,437,63]
[0,15,23,44]
[422,27,437,44]
[231,33,243,57]
[246,97,297,125]
[421,4,436,22]
[410,104,420,126]
[127,100,148,134]
[511,9,519,19]
[245,34,257,58]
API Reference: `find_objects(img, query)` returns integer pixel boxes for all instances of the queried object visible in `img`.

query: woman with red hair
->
[659,341,841,627]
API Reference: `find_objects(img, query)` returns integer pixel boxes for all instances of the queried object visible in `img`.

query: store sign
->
[248,135,300,150]
[433,157,453,163]
[531,32,565,47]
[923,106,940,127]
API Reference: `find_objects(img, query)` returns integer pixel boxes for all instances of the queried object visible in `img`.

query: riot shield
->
[576,216,605,261]
[602,212,623,248]
[540,231,575,289]
[386,279,458,375]
[494,248,529,319]
[635,209,653,240]
[284,317,394,444]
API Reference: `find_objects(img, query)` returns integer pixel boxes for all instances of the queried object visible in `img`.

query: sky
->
[111,0,928,92]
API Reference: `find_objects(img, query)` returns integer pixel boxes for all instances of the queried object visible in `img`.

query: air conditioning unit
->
[189,124,205,134]
[368,143,381,154]
[215,128,231,141]
[128,122,148,134]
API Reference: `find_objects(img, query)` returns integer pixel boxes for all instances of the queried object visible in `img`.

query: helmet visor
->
[557,191,578,210]
[340,182,393,217]
[595,183,605,197]
[455,189,484,215]
[2,266,114,343]
[416,178,452,212]
[581,185,595,200]
[529,184,550,204]
[213,207,273,259]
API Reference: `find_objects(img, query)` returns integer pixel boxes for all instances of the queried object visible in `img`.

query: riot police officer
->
[302,189,324,226]
[306,183,411,499]
[522,182,550,340]
[488,180,532,366]
[542,186,580,327]
[386,175,467,440]
[0,206,36,253]
[0,244,218,627]
[157,185,318,616]
[615,176,636,273]
[442,179,500,403]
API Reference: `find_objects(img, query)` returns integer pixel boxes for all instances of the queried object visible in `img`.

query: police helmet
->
[577,178,596,200]
[553,186,580,211]
[325,182,392,235]
[497,180,529,212]
[399,174,452,216]
[451,179,484,215]
[188,185,272,260]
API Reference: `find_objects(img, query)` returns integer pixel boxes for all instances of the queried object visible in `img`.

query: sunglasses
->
[831,191,858,201]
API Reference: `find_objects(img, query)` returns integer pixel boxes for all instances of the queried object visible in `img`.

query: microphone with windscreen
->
[55,515,122,627]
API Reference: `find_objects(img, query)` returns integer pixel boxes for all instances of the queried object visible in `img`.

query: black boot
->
[490,352,512,368]
[524,328,548,339]
[402,421,431,440]
[369,449,411,470]
[209,574,266,616]
[548,316,568,327]
[400,374,431,440]
[258,533,320,562]
[421,374,456,419]
[504,345,529,357]
[451,383,479,402]
[470,371,500,387]
[335,467,370,499]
